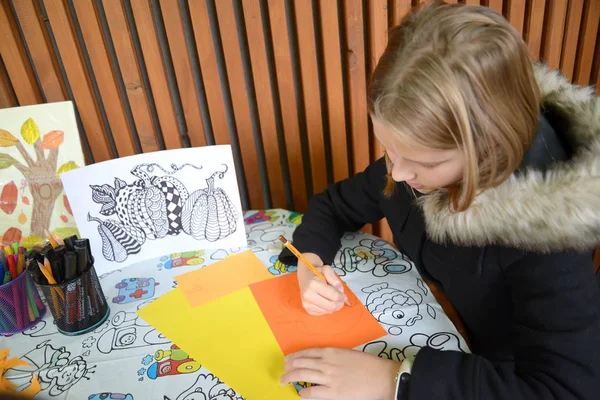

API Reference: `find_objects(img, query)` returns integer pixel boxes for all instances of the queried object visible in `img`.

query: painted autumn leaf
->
[41,130,64,149]
[0,153,16,169]
[21,118,40,144]
[0,129,19,147]
[56,161,79,177]
[0,181,18,214]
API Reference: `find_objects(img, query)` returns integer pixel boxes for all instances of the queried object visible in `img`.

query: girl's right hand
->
[297,252,349,316]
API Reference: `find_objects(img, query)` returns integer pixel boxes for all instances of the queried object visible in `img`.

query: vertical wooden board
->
[159,0,207,148]
[102,0,161,153]
[0,57,18,108]
[188,0,231,147]
[318,2,349,182]
[0,2,43,106]
[369,0,393,241]
[293,0,327,195]
[130,1,182,149]
[241,0,286,208]
[43,0,113,161]
[464,0,482,5]
[72,1,136,157]
[574,0,600,85]
[214,0,264,209]
[542,0,568,70]
[486,0,503,14]
[344,0,370,175]
[560,0,584,82]
[12,0,66,102]
[344,0,371,233]
[506,0,526,35]
[525,0,546,60]
[391,0,412,26]
[268,0,308,211]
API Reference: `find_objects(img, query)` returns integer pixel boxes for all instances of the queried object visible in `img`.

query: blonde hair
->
[368,1,540,211]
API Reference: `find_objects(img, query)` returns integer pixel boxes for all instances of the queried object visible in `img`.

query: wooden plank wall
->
[0,0,598,244]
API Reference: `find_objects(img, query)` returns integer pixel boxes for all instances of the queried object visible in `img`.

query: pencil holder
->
[0,267,46,334]
[34,264,109,335]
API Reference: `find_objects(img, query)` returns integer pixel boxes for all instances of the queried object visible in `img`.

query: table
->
[1,209,469,399]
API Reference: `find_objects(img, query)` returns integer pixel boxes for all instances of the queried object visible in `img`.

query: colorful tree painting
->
[0,118,79,240]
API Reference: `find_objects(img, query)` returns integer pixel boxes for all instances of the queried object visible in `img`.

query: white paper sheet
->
[60,145,247,275]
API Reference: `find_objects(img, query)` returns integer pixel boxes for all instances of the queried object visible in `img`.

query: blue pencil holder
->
[0,267,46,334]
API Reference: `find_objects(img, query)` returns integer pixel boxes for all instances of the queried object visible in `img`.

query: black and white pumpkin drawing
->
[88,162,239,263]
[181,165,238,242]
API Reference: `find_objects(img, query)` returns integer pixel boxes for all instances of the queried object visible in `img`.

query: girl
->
[278,2,600,399]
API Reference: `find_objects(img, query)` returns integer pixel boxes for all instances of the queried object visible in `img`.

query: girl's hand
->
[297,253,349,315]
[281,347,401,400]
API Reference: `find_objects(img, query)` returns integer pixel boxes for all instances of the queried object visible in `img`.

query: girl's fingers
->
[283,355,324,373]
[305,289,344,312]
[298,385,332,400]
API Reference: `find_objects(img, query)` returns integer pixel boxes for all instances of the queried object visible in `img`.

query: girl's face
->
[373,119,465,193]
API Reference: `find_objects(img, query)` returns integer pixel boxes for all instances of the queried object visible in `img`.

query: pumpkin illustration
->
[181,166,237,242]
[88,213,144,262]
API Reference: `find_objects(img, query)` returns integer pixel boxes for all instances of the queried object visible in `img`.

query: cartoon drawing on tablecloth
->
[9,340,95,397]
[88,163,238,263]
[363,331,467,362]
[244,210,280,225]
[95,306,169,354]
[362,283,423,335]
[293,382,316,393]
[333,239,413,277]
[112,277,160,304]
[89,393,134,400]
[287,211,302,225]
[140,344,201,380]
[268,254,296,275]
[21,319,59,338]
[157,250,205,271]
[174,372,242,400]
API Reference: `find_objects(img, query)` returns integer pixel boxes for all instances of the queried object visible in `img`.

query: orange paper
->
[249,272,387,355]
[176,250,274,307]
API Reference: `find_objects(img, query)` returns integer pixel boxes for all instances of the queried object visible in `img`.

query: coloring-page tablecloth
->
[1,209,470,400]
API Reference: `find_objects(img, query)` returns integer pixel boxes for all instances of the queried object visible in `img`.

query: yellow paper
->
[175,250,274,307]
[137,288,298,400]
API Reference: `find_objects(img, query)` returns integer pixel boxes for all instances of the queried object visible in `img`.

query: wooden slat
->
[542,0,568,70]
[487,0,503,14]
[560,0,584,82]
[188,0,231,147]
[102,0,160,153]
[12,1,66,102]
[241,0,286,208]
[574,0,600,85]
[0,2,43,106]
[344,0,371,233]
[43,0,113,161]
[464,0,482,5]
[525,0,546,60]
[130,1,182,149]
[506,0,526,35]
[215,0,264,209]
[344,0,370,175]
[268,0,308,211]
[319,1,349,182]
[369,0,394,244]
[159,0,207,148]
[391,0,413,26]
[72,1,136,157]
[293,0,327,195]
[0,57,18,109]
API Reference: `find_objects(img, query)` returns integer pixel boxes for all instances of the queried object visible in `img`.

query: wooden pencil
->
[278,235,351,307]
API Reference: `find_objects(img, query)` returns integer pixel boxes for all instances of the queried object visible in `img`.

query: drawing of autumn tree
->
[0,118,79,241]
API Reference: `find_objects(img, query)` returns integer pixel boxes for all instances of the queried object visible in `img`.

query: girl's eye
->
[421,163,439,169]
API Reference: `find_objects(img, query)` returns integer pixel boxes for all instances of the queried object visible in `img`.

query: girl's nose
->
[391,159,416,182]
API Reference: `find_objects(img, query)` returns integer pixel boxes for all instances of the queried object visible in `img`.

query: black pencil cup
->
[34,264,110,335]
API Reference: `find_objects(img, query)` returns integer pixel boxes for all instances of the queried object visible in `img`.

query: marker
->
[74,244,89,275]
[64,252,77,281]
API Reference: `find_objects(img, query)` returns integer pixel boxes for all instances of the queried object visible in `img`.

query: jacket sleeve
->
[407,250,600,400]
[279,157,389,266]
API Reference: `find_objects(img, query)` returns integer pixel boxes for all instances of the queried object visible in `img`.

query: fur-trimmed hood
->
[422,64,600,253]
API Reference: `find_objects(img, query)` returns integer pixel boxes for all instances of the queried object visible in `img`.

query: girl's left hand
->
[281,347,402,400]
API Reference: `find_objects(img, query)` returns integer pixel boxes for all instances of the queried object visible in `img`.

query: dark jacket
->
[279,64,600,399]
